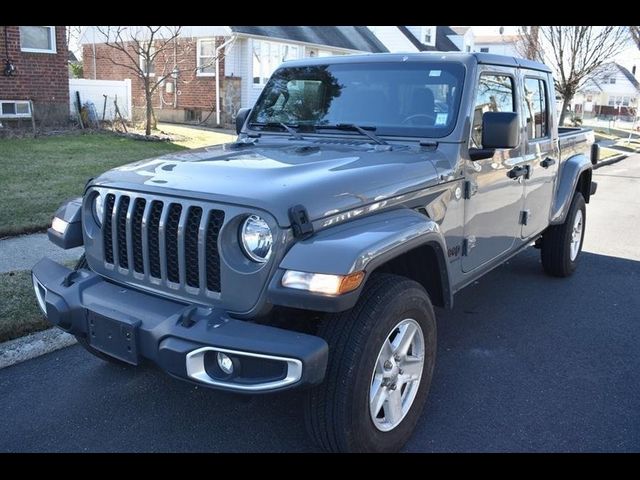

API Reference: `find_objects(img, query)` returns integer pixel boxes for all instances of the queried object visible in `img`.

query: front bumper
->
[31,258,328,393]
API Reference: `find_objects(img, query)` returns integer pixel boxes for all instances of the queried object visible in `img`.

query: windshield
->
[248,61,465,138]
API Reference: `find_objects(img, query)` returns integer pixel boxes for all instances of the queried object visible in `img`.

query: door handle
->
[541,157,556,168]
[507,165,530,179]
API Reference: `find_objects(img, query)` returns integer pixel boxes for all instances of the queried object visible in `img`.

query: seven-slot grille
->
[102,193,225,292]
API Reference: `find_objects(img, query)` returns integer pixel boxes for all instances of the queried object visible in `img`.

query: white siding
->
[224,38,244,77]
[475,42,518,56]
[367,26,419,53]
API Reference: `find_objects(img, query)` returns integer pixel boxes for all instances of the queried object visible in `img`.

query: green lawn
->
[0,132,186,237]
[0,269,49,342]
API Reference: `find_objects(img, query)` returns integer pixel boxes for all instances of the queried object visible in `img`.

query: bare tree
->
[66,26,83,53]
[630,26,640,49]
[518,26,629,125]
[515,26,541,61]
[93,26,188,135]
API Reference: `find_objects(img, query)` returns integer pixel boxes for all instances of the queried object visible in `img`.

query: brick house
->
[81,26,387,127]
[0,26,69,125]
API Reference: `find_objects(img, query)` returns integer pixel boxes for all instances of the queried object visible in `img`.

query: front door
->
[462,68,526,273]
[520,73,559,238]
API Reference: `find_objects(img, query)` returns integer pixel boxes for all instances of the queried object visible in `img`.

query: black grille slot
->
[132,198,146,274]
[148,201,164,278]
[185,207,202,288]
[206,210,225,292]
[116,196,130,269]
[103,194,116,264]
[98,192,226,296]
[166,203,182,283]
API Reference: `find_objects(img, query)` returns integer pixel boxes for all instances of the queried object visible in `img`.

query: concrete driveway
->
[1,156,638,452]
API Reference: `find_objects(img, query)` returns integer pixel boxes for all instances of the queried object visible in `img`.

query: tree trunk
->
[558,95,573,127]
[144,81,153,136]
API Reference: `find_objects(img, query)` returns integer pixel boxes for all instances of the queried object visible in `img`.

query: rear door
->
[461,67,526,273]
[520,72,559,237]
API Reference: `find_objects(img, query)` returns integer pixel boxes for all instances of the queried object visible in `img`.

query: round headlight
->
[92,193,105,227]
[240,215,273,263]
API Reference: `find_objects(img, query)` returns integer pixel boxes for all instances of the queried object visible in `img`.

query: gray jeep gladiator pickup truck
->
[33,52,598,452]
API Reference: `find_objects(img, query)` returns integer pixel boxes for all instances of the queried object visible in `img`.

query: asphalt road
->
[1,156,639,452]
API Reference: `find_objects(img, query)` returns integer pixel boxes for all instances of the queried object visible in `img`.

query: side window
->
[471,74,515,148]
[524,78,549,139]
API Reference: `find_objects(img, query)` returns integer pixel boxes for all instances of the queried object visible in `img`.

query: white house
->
[474,35,520,56]
[80,26,387,126]
[571,63,640,119]
[222,27,387,111]
[368,26,472,53]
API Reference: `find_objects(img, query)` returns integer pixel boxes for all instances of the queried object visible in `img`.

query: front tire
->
[541,192,586,277]
[304,273,437,452]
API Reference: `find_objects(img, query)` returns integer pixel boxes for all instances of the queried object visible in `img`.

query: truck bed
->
[558,126,594,161]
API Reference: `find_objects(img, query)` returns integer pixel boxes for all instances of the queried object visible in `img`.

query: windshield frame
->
[246,60,467,140]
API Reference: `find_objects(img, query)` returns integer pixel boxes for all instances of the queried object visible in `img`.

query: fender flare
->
[550,153,592,225]
[269,208,452,312]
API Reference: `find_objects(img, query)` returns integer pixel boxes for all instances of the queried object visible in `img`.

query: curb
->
[594,153,628,170]
[0,328,77,369]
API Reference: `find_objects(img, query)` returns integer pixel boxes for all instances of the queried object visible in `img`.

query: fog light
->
[217,352,234,375]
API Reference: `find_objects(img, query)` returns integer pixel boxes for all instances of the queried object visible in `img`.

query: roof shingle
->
[229,26,388,53]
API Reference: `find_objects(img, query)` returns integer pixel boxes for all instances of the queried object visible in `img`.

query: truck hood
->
[90,141,445,227]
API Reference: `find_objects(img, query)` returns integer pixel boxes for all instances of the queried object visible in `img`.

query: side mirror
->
[235,108,252,135]
[481,112,519,149]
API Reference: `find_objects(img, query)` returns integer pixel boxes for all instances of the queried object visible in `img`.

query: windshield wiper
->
[248,122,305,140]
[316,123,388,145]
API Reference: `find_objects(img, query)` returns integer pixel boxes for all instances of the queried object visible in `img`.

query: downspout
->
[215,35,236,126]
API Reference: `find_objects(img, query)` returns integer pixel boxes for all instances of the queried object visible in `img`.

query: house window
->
[480,47,489,53]
[523,77,549,139]
[20,26,56,53]
[252,40,299,86]
[586,95,593,102]
[0,100,32,118]
[197,39,216,76]
[424,28,432,44]
[465,45,471,52]
[139,43,156,77]
[609,76,616,84]
[608,95,629,106]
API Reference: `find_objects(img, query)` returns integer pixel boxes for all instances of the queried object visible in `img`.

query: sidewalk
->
[0,233,83,274]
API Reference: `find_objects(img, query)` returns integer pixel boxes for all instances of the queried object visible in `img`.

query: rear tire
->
[304,273,437,452]
[541,192,586,277]
[73,253,129,366]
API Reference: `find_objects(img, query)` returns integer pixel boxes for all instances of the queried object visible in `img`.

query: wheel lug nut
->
[398,369,404,375]
[393,354,400,361]
[384,360,393,370]
[390,383,397,390]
